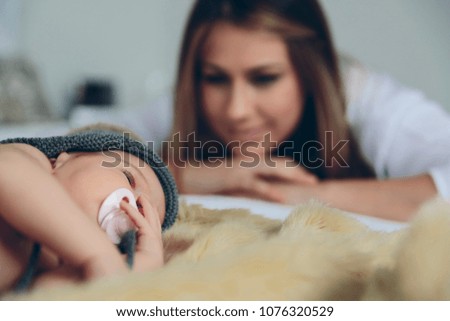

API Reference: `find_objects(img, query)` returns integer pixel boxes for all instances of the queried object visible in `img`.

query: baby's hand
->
[120,196,164,272]
[80,250,129,281]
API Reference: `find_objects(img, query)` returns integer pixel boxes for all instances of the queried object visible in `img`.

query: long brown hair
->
[168,0,374,179]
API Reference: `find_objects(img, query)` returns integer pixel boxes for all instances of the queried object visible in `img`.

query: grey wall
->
[19,0,194,117]
[320,0,450,110]
[16,0,450,117]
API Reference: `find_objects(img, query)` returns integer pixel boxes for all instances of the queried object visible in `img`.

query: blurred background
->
[0,0,449,138]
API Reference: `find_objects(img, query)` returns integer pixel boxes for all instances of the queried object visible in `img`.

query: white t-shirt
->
[343,61,450,199]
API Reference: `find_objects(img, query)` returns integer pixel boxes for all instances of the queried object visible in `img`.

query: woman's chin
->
[232,144,268,158]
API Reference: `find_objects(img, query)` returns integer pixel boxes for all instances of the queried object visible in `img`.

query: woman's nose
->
[226,81,253,121]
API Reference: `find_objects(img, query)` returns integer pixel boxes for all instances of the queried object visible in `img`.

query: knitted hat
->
[0,130,178,230]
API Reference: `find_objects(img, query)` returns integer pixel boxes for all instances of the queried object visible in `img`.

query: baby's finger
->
[125,197,163,256]
[120,200,150,233]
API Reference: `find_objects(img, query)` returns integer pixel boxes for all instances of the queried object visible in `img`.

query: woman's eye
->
[202,74,228,85]
[122,170,136,188]
[251,74,279,86]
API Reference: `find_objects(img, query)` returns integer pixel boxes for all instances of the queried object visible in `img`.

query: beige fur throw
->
[12,199,450,300]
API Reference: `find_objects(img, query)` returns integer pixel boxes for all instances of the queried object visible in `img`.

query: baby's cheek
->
[156,202,166,224]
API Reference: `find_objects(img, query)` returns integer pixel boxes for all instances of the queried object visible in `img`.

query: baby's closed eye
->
[122,170,136,188]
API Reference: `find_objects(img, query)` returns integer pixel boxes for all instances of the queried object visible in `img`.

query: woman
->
[165,0,450,221]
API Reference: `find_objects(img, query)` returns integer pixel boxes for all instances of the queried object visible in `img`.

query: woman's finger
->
[252,180,286,203]
[232,174,285,203]
[255,160,318,184]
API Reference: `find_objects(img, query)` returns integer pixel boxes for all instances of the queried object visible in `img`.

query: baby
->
[0,128,178,293]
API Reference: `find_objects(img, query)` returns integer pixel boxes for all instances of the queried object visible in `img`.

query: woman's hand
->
[120,196,164,272]
[182,156,318,203]
[267,180,324,205]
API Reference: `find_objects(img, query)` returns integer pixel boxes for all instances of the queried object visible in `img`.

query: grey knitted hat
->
[0,130,178,230]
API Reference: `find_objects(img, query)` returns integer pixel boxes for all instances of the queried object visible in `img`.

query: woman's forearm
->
[171,154,438,221]
[318,174,438,221]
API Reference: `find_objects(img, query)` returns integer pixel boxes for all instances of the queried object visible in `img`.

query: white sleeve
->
[344,65,450,199]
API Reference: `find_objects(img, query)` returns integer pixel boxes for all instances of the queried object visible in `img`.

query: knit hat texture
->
[1,130,178,230]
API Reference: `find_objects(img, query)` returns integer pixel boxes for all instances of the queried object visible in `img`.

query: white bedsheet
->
[0,121,69,140]
[181,194,408,232]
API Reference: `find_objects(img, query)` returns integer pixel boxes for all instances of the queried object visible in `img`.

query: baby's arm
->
[120,197,164,272]
[0,144,128,281]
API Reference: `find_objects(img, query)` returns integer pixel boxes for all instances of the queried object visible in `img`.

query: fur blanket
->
[12,199,450,300]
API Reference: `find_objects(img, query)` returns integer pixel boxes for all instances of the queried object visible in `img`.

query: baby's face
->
[51,150,165,224]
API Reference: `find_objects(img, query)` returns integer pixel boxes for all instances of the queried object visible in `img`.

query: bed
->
[12,194,450,301]
[0,98,442,303]
[181,194,407,232]
[1,120,449,301]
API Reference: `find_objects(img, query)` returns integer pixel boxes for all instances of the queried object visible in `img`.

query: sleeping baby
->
[0,127,178,294]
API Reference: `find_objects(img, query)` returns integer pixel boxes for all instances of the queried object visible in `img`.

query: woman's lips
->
[229,127,269,141]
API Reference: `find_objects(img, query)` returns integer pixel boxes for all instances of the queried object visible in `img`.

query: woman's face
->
[200,22,304,155]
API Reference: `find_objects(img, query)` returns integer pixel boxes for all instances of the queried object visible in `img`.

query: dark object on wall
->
[0,57,51,123]
[75,80,115,107]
